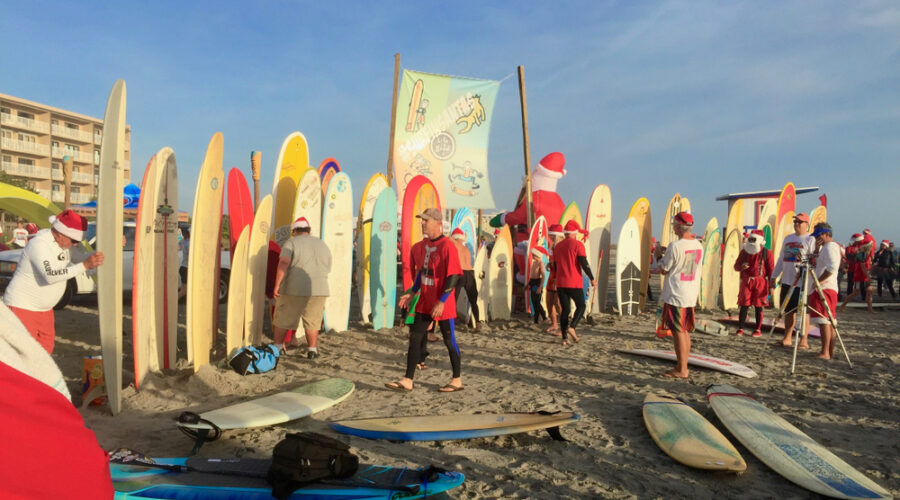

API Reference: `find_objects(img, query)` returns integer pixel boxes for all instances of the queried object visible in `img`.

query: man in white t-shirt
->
[658,212,704,378]
[770,212,816,348]
[808,223,841,360]
[2,210,104,353]
[10,222,28,248]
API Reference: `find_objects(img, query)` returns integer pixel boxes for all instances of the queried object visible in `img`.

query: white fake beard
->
[743,239,762,255]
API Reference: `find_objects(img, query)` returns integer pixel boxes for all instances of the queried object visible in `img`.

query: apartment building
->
[0,92,131,208]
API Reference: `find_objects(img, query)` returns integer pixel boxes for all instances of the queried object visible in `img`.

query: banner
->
[392,69,499,209]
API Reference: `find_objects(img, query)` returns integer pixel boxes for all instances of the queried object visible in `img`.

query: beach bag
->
[228,344,280,375]
[267,432,359,499]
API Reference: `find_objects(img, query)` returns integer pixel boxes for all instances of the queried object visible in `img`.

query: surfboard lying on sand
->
[176,378,354,432]
[329,411,580,441]
[694,318,728,336]
[707,384,891,499]
[617,348,758,378]
[643,393,746,472]
[110,459,464,499]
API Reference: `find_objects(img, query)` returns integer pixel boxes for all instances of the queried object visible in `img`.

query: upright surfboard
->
[708,385,891,499]
[473,243,488,323]
[660,193,681,252]
[809,205,827,228]
[628,198,652,310]
[226,168,253,259]
[357,173,389,325]
[187,133,225,371]
[488,225,513,320]
[721,229,741,312]
[774,182,796,242]
[724,198,744,245]
[450,207,477,263]
[321,172,353,333]
[699,226,722,310]
[97,80,126,414]
[400,175,441,291]
[370,187,398,330]
[225,226,250,358]
[643,393,746,472]
[586,185,612,314]
[318,158,341,197]
[524,216,548,316]
[291,168,321,237]
[244,195,272,345]
[758,199,777,242]
[271,132,308,246]
[617,217,641,316]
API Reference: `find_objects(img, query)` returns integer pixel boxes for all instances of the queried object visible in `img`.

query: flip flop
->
[416,362,427,370]
[438,384,464,393]
[385,381,412,392]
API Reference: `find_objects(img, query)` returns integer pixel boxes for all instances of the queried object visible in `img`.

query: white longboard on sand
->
[244,194,272,346]
[617,348,758,378]
[321,172,353,333]
[616,217,641,316]
[225,226,250,358]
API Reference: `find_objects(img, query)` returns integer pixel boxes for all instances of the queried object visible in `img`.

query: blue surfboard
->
[370,188,398,330]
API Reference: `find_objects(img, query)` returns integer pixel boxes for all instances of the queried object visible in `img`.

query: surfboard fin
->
[545,426,567,442]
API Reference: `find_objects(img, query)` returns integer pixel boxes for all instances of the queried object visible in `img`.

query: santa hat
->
[750,229,764,237]
[493,229,500,236]
[290,217,310,231]
[674,212,693,225]
[864,228,872,235]
[451,228,465,240]
[548,224,564,236]
[851,233,864,243]
[25,223,38,235]
[881,240,890,247]
[49,209,87,242]
[534,152,566,180]
[531,246,549,257]
[564,219,584,234]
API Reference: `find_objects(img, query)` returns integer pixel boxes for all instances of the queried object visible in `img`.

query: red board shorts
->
[8,306,55,354]
[738,277,769,307]
[657,303,695,337]
[808,289,838,326]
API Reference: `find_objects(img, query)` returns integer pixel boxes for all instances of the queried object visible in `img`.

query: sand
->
[53,294,898,499]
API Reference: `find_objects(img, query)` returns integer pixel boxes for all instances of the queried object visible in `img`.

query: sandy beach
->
[55,292,898,499]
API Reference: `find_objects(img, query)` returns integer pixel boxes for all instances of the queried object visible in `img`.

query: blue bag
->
[229,344,281,375]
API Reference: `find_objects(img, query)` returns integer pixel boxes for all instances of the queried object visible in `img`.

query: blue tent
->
[74,182,140,209]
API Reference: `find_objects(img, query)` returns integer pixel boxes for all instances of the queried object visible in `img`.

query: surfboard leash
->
[177,411,222,455]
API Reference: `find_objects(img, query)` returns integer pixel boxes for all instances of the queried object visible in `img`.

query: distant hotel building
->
[0,92,131,207]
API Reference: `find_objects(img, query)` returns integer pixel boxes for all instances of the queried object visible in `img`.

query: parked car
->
[0,222,231,309]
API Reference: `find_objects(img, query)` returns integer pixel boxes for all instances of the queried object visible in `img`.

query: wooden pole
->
[386,53,401,188]
[250,151,261,210]
[477,209,483,243]
[63,155,73,209]
[517,66,534,230]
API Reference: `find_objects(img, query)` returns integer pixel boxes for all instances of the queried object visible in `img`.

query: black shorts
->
[779,284,800,312]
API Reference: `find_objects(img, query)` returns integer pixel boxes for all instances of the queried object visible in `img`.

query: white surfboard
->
[97,80,126,414]
[473,244,488,325]
[616,217,641,316]
[721,229,741,313]
[586,184,612,314]
[291,168,321,238]
[488,225,513,320]
[617,348,758,378]
[321,172,353,333]
[244,195,272,345]
[226,226,250,358]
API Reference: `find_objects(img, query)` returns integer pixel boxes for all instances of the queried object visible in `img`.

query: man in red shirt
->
[545,224,564,335]
[553,220,595,346]
[387,208,463,392]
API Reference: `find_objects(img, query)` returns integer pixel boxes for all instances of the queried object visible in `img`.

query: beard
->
[743,239,762,255]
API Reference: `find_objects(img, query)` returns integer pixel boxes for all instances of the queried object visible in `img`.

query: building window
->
[19,112,34,120]
[1,107,10,114]
[2,155,11,163]
[18,158,34,166]
[72,186,80,194]
[51,119,58,125]
[1,130,11,139]
[52,184,60,192]
[64,144,79,153]
[94,151,100,164]
[66,122,78,130]
[17,133,36,143]
[52,141,59,148]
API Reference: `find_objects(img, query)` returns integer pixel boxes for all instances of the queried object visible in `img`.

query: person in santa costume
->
[545,223,565,335]
[840,230,875,312]
[490,152,567,233]
[733,229,773,336]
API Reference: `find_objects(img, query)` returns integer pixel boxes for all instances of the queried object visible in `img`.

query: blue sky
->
[2,0,898,243]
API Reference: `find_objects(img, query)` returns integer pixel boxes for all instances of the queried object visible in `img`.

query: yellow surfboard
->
[356,173,389,325]
[245,195,273,345]
[724,199,744,244]
[628,198,652,310]
[0,183,62,227]
[272,132,308,246]
[226,226,250,358]
[809,205,827,228]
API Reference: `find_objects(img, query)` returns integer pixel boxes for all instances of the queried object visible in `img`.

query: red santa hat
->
[25,223,38,235]
[530,246,549,257]
[564,219,584,234]
[851,233,864,243]
[290,217,310,231]
[674,212,693,225]
[864,228,872,235]
[48,209,87,242]
[451,228,465,240]
[881,240,890,247]
[534,152,566,180]
[548,223,564,236]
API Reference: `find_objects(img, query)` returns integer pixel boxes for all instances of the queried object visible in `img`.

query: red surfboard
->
[227,168,254,261]
[401,175,441,291]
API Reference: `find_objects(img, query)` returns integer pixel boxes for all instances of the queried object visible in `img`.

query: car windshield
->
[84,223,135,251]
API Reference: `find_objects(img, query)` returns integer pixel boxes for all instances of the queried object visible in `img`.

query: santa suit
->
[494,152,567,234]
[735,244,774,307]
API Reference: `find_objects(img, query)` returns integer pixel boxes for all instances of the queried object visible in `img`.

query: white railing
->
[1,113,50,133]
[1,160,12,171]
[51,124,93,142]
[1,137,50,155]
[51,169,63,181]
[72,171,92,184]
[51,191,92,204]
[94,133,102,145]
[51,147,93,163]
[1,162,51,179]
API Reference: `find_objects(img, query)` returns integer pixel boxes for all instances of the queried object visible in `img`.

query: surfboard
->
[721,229,741,312]
[617,217,641,316]
[660,194,681,253]
[586,185,612,314]
[225,226,249,358]
[400,175,441,291]
[473,243,488,323]
[679,197,691,214]
[524,216,549,316]
[321,172,353,333]
[643,393,746,472]
[724,199,745,246]
[758,199,777,237]
[617,348,758,378]
[694,318,728,336]
[330,412,580,441]
[110,460,464,499]
[772,210,795,309]
[177,378,354,431]
[244,195,272,345]
[97,79,126,415]
[699,226,722,310]
[0,182,62,229]
[488,225,513,320]
[774,182,796,241]
[318,157,341,198]
[707,384,891,499]
[356,174,389,326]
[369,187,398,331]
[406,78,424,132]
[628,198,652,310]
[133,147,178,388]
[271,132,308,246]
[187,133,225,372]
[226,168,253,259]
[291,168,321,238]
[450,207,477,263]
[809,205,827,228]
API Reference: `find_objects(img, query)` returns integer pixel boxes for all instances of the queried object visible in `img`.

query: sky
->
[2,0,898,244]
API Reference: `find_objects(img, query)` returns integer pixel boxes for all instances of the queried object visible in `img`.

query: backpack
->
[228,344,281,375]
[267,432,359,499]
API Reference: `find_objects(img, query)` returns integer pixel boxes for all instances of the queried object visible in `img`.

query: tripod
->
[789,260,852,373]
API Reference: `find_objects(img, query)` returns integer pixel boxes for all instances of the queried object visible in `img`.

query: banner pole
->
[386,53,401,188]
[517,66,534,230]
[250,151,261,210]
[63,155,73,209]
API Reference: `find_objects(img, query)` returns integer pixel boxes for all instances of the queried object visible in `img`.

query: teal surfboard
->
[450,207,476,264]
[370,188,398,330]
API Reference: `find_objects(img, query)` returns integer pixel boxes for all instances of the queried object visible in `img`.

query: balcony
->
[2,162,51,179]
[51,124,93,143]
[51,191,93,204]
[51,169,63,181]
[1,137,50,156]
[51,147,93,163]
[94,133,102,146]
[0,113,50,134]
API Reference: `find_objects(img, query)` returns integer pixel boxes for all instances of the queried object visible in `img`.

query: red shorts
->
[808,289,838,325]
[8,306,55,354]
[738,276,769,307]
[657,303,695,337]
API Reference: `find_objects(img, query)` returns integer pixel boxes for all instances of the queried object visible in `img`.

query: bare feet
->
[663,369,689,378]
[816,353,832,360]
[798,343,810,349]
[568,328,579,343]
[427,334,439,342]
[545,325,559,333]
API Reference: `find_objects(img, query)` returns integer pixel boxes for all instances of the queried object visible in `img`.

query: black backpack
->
[267,432,359,499]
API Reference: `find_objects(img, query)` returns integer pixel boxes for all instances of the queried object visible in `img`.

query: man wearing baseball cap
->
[657,212,703,378]
[2,209,104,353]
[770,212,815,347]
[272,216,332,359]
[808,223,841,359]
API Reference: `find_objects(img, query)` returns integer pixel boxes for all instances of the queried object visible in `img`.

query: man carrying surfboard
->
[554,219,595,346]
[388,208,463,392]
[2,209,104,354]
[657,212,703,378]
[770,213,815,347]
